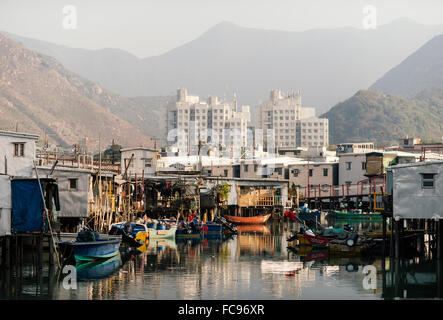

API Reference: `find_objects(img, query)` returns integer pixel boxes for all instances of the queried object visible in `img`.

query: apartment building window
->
[13,143,25,157]
[346,162,352,170]
[244,164,248,172]
[309,169,313,177]
[362,162,366,170]
[223,169,228,177]
[421,173,436,189]
[254,164,258,172]
[323,168,328,176]
[68,178,78,191]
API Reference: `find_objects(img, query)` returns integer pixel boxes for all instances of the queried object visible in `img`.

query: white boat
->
[147,225,177,240]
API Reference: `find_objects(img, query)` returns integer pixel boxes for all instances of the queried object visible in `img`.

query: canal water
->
[1,218,442,300]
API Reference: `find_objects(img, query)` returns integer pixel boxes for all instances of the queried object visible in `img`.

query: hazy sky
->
[1,0,443,57]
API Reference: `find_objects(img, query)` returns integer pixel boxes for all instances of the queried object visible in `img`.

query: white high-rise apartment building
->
[256,89,329,150]
[167,89,251,157]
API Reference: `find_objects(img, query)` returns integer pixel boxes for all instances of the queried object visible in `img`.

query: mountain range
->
[0,34,157,148]
[370,34,443,98]
[323,34,443,145]
[5,18,443,113]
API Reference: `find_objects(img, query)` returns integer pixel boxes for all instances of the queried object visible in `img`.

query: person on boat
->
[284,209,297,221]
[188,211,196,222]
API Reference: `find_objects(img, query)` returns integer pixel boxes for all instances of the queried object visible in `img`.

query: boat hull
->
[300,233,333,247]
[148,226,177,240]
[223,214,271,225]
[331,211,383,220]
[59,239,121,262]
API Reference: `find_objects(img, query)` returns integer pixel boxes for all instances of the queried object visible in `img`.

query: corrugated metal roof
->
[390,160,443,170]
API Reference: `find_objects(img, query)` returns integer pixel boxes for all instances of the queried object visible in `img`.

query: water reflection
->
[1,220,442,300]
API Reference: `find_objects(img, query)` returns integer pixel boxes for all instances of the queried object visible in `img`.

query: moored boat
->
[301,232,335,247]
[223,213,271,224]
[328,210,383,220]
[109,222,148,247]
[148,225,177,240]
[58,229,121,262]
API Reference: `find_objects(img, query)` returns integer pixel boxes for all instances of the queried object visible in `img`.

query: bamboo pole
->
[33,161,61,268]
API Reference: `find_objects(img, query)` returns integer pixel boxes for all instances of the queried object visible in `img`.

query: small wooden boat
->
[328,232,377,256]
[329,210,383,221]
[223,213,271,225]
[58,230,121,262]
[299,210,321,221]
[148,225,177,240]
[300,232,334,247]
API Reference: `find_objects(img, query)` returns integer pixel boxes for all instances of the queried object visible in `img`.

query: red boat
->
[223,213,271,225]
[302,233,334,247]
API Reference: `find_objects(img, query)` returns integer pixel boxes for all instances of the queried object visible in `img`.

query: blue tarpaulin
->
[11,180,43,232]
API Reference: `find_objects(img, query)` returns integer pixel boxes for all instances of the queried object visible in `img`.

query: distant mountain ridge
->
[322,89,443,145]
[5,18,443,113]
[371,34,443,97]
[0,34,156,148]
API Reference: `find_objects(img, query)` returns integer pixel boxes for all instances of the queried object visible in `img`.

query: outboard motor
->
[214,216,238,234]
[346,232,359,247]
[287,233,298,242]
[189,220,198,233]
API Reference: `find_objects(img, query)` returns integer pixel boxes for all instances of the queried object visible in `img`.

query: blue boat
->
[299,209,322,221]
[76,255,122,280]
[175,220,222,238]
[59,229,121,262]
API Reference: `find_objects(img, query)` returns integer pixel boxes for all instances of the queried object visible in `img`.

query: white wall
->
[338,154,367,185]
[121,149,157,176]
[0,175,11,236]
[0,132,37,177]
[38,167,90,218]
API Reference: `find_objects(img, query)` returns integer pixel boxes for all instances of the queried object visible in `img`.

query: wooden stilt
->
[38,235,43,270]
[5,236,10,269]
[395,219,400,259]
[390,217,395,259]
[437,219,441,260]
[49,234,54,266]
[382,214,387,257]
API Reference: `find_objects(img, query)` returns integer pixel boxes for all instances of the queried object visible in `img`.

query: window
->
[309,169,313,177]
[362,162,366,170]
[346,162,352,170]
[13,143,25,157]
[244,164,248,172]
[144,158,153,168]
[323,168,328,176]
[68,178,78,190]
[422,173,436,189]
[254,164,258,172]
